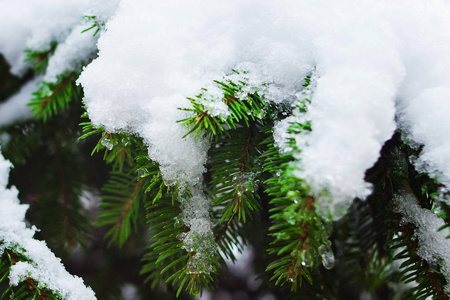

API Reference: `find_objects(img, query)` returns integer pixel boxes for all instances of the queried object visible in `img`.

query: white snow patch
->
[44,24,99,83]
[0,0,120,76]
[0,0,90,75]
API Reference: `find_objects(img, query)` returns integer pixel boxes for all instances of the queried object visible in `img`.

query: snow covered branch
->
[0,151,96,299]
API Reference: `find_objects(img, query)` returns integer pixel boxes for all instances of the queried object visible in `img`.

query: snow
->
[85,0,121,22]
[2,0,450,274]
[0,151,96,299]
[0,0,120,76]
[44,24,99,83]
[0,0,449,292]
[0,78,41,127]
[0,0,89,75]
[394,193,450,292]
[77,0,441,220]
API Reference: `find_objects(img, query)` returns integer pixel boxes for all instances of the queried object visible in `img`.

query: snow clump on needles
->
[79,0,450,218]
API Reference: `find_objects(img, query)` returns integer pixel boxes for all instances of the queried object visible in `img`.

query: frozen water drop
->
[101,138,113,150]
[300,250,312,267]
[318,245,335,270]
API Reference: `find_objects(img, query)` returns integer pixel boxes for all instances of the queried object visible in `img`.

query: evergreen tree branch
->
[96,172,145,248]
[142,192,216,297]
[209,120,264,224]
[259,75,334,292]
[178,74,271,268]
[28,72,81,122]
[0,248,61,300]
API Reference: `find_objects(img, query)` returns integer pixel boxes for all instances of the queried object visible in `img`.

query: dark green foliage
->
[81,116,219,296]
[142,196,216,297]
[2,112,92,250]
[333,136,403,298]
[333,133,450,300]
[96,172,145,247]
[80,129,149,247]
[208,121,265,223]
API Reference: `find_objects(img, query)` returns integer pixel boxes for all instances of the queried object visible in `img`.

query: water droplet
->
[318,245,335,270]
[101,138,114,150]
[300,250,312,267]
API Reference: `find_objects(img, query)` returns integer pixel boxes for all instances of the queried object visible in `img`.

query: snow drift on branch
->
[0,0,119,78]
[80,0,450,216]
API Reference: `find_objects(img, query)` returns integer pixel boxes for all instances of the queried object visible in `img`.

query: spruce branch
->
[0,248,61,300]
[80,116,218,295]
[28,72,81,122]
[80,121,140,172]
[263,146,332,291]
[209,121,265,224]
[333,135,407,297]
[392,190,450,299]
[86,127,158,247]
[142,194,216,297]
[0,243,96,300]
[180,74,270,222]
[259,75,334,292]
[178,71,268,141]
[96,172,145,248]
